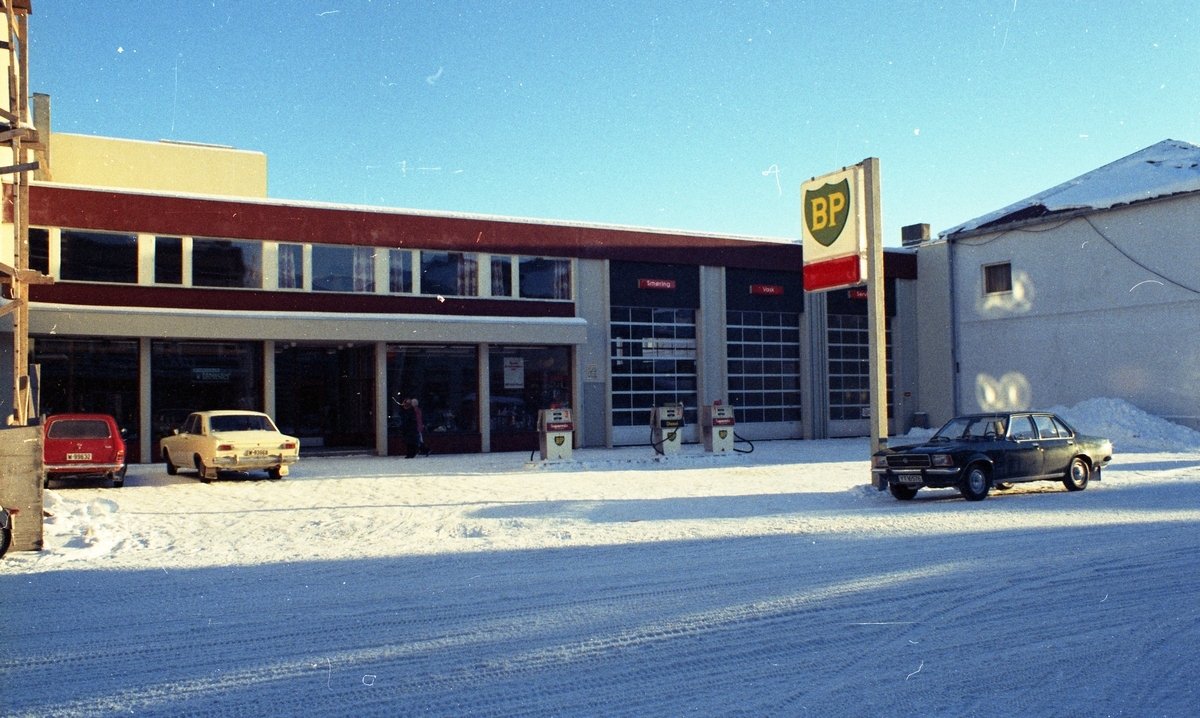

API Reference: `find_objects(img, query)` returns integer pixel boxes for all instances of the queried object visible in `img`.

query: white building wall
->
[950,193,1200,427]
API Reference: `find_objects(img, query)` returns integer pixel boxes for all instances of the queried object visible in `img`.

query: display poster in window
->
[503,358,525,388]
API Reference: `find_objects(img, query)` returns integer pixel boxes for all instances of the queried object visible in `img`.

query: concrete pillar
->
[375,341,388,456]
[478,343,490,453]
[139,338,152,463]
[263,340,275,419]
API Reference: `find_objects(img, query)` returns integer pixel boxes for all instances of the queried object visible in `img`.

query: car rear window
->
[48,419,112,440]
[209,415,275,432]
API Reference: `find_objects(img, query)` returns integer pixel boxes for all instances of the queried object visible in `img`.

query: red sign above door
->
[750,284,784,296]
[638,278,676,290]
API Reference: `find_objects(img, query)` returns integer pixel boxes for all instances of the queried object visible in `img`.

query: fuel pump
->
[537,408,574,461]
[701,401,736,453]
[650,403,686,455]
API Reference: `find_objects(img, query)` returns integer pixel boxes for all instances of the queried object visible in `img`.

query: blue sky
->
[29,1,1200,245]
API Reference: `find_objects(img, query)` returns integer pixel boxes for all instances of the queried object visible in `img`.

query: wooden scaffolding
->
[0,0,50,426]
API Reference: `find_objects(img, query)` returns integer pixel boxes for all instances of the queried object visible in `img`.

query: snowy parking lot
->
[3,400,1200,717]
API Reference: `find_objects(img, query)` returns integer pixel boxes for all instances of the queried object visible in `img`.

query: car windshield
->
[209,414,276,433]
[47,419,111,440]
[932,417,1005,441]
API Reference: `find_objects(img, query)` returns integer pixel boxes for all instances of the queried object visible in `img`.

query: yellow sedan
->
[160,411,299,483]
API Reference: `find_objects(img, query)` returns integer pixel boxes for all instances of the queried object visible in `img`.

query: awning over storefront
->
[29,303,589,345]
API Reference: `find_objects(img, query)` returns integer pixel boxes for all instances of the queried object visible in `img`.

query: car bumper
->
[872,467,963,488]
[211,454,299,470]
[45,463,127,477]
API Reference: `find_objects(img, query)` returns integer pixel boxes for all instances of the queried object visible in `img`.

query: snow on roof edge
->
[942,139,1200,238]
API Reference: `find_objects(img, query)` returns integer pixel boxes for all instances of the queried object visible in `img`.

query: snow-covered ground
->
[2,399,1199,716]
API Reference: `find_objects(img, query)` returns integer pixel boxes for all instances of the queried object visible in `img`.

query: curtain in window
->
[458,254,478,296]
[491,256,511,296]
[279,244,300,289]
[352,247,375,292]
[552,259,571,300]
[389,250,411,293]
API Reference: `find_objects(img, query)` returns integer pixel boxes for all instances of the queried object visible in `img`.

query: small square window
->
[984,262,1012,294]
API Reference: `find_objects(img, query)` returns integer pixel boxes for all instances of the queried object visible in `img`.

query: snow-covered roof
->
[943,139,1200,238]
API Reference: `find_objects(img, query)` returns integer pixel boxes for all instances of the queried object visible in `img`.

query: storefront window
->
[151,341,262,455]
[827,314,893,421]
[389,249,412,293]
[274,344,375,449]
[387,345,478,435]
[489,346,571,433]
[312,244,375,292]
[420,251,477,296]
[33,337,141,460]
[278,243,303,289]
[193,238,262,288]
[29,228,49,275]
[519,257,571,299]
[155,237,183,285]
[61,230,138,283]
[491,256,513,296]
[727,311,801,424]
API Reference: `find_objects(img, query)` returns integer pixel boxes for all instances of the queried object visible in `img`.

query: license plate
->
[245,449,269,457]
[899,476,924,484]
[66,453,93,461]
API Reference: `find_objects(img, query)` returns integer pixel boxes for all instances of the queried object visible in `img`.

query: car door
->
[1003,415,1043,480]
[176,414,201,458]
[1034,415,1071,476]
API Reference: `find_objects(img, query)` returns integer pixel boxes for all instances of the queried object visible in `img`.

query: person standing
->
[399,398,420,459]
[411,398,432,456]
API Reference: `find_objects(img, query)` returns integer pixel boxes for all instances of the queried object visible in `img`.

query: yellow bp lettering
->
[827,191,845,226]
[810,197,828,230]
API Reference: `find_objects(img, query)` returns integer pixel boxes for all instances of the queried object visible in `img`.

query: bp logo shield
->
[718,429,728,440]
[554,435,565,446]
[804,178,851,247]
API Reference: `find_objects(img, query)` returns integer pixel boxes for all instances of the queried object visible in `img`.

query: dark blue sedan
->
[872,412,1114,501]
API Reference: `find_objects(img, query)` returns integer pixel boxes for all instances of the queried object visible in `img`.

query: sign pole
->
[863,157,888,486]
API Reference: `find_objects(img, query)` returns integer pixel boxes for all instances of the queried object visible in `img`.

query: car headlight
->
[872,456,888,468]
[931,454,954,467]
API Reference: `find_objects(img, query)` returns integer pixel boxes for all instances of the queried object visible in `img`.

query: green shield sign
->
[804,178,851,247]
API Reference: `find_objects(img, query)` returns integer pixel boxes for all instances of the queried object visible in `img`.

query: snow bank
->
[1044,397,1200,452]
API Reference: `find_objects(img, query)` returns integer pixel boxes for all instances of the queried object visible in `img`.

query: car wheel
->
[960,464,991,501]
[163,450,178,476]
[889,483,918,500]
[267,467,283,481]
[111,474,124,489]
[995,482,1014,490]
[195,455,212,484]
[1064,457,1090,491]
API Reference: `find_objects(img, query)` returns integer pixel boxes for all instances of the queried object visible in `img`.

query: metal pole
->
[863,158,888,478]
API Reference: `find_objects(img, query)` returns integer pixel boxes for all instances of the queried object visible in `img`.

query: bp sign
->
[801,165,867,292]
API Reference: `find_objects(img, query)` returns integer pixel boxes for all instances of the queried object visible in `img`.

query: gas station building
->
[3,122,919,463]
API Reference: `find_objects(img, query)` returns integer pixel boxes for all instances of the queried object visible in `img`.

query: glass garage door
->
[610,307,698,445]
[827,314,893,432]
[727,311,802,432]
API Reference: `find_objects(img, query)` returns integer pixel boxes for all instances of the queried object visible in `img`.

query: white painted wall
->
[949,193,1200,426]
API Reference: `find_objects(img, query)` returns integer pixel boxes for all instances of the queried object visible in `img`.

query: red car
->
[43,414,128,488]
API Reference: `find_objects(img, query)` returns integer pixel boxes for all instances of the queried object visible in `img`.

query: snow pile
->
[944,139,1200,236]
[1045,397,1200,452]
[41,492,134,563]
